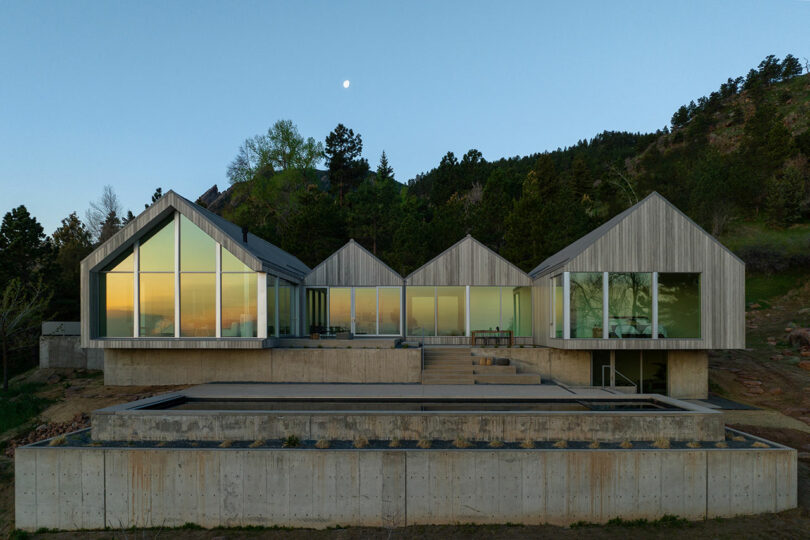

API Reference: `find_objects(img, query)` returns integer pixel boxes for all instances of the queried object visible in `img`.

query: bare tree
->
[0,279,51,390]
[85,185,122,242]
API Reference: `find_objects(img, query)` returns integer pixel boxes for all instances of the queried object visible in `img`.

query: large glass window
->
[570,273,603,338]
[354,288,377,335]
[267,277,278,336]
[139,218,174,272]
[608,272,652,339]
[657,273,701,338]
[510,286,533,338]
[553,275,564,338]
[470,287,500,332]
[180,216,215,271]
[180,273,215,337]
[139,273,175,336]
[329,287,351,333]
[99,249,134,337]
[378,288,401,335]
[278,280,294,335]
[406,287,435,336]
[437,286,465,336]
[306,287,327,334]
[221,273,257,337]
[222,247,251,272]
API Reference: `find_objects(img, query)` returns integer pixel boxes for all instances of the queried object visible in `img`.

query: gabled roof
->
[406,234,531,286]
[82,190,309,282]
[304,239,402,286]
[528,191,744,277]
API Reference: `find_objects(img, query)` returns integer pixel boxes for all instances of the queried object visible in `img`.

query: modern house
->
[80,190,745,396]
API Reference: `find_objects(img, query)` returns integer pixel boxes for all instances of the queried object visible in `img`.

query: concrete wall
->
[472,347,591,386]
[16,443,796,531]
[103,347,421,385]
[668,351,709,399]
[92,408,725,443]
[39,336,104,370]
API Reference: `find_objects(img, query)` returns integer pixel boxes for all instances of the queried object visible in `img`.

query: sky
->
[1,0,809,234]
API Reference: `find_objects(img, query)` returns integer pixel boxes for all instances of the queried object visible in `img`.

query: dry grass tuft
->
[731,435,746,442]
[652,438,670,449]
[190,442,200,448]
[715,441,728,448]
[453,437,473,449]
[219,440,233,448]
[249,439,265,448]
[49,436,66,447]
[520,439,535,449]
[417,439,432,449]
[388,438,401,448]
[552,440,568,449]
[315,439,331,449]
[620,440,633,449]
[588,440,600,449]
[353,437,369,449]
[751,441,770,448]
[488,439,504,448]
[686,441,701,448]
[156,441,167,447]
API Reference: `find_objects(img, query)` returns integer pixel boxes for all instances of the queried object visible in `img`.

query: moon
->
[342,80,350,89]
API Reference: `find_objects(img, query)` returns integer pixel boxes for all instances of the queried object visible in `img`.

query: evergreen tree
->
[0,206,50,289]
[781,54,803,79]
[376,151,394,181]
[325,124,369,205]
[146,187,163,208]
[51,213,93,319]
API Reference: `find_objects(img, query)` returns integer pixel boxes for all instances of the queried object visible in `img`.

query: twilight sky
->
[1,0,808,234]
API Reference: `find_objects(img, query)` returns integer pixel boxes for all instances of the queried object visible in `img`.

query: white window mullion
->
[376,287,380,336]
[257,273,268,339]
[133,240,140,337]
[603,272,609,339]
[174,213,180,338]
[563,272,570,339]
[215,244,222,338]
[652,272,659,340]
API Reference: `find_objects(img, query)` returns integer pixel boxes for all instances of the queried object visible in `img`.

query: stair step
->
[474,374,542,384]
[473,365,516,374]
[421,376,476,385]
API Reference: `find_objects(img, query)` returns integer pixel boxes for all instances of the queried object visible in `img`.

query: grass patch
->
[745,269,810,306]
[0,382,51,433]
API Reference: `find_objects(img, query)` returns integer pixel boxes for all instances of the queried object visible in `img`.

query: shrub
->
[416,439,431,449]
[620,440,633,449]
[488,439,504,448]
[388,438,401,448]
[519,439,534,449]
[282,435,300,448]
[249,439,265,448]
[552,440,568,449]
[453,437,472,449]
[219,440,233,448]
[751,441,770,448]
[315,439,330,449]
[588,440,600,449]
[652,438,670,449]
[686,441,701,448]
[353,436,369,449]
[715,441,728,448]
[48,435,66,447]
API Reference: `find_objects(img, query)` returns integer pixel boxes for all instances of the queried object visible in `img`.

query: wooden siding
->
[406,235,531,286]
[532,194,745,350]
[304,240,403,286]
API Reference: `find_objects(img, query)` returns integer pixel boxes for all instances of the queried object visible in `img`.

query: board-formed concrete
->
[16,439,796,531]
[667,351,709,399]
[472,347,592,385]
[103,347,421,385]
[40,335,104,370]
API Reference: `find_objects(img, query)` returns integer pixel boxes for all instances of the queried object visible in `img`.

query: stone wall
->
[103,347,421,385]
[16,441,797,530]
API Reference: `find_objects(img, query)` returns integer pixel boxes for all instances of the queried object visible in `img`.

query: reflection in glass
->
[222,247,251,272]
[180,273,215,337]
[354,288,377,334]
[608,272,652,339]
[139,273,175,336]
[553,275,564,338]
[180,216,215,271]
[406,287,435,336]
[470,287,500,331]
[139,218,175,272]
[103,248,134,272]
[221,273,257,337]
[329,287,351,333]
[267,277,277,336]
[570,273,603,338]
[512,286,533,337]
[641,351,668,393]
[306,287,327,334]
[657,273,700,338]
[278,281,293,335]
[437,286,465,336]
[100,273,133,337]
[378,288,401,335]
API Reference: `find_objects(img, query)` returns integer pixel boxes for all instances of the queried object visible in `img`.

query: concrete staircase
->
[421,347,541,385]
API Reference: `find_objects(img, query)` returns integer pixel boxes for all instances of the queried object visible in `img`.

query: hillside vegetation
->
[200,55,810,278]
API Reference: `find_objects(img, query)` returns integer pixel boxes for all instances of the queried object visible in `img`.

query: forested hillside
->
[201,55,810,276]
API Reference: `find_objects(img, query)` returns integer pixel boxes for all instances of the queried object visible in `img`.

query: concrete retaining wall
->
[39,336,104,370]
[104,348,421,385]
[472,347,591,385]
[91,408,725,443]
[16,443,797,531]
[668,351,709,399]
